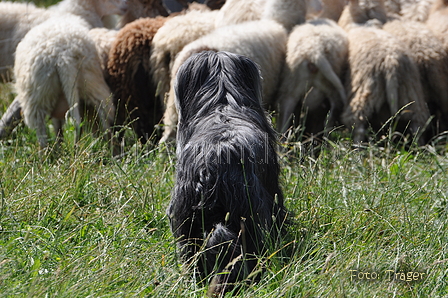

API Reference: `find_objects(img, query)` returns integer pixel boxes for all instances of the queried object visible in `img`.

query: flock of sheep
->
[0,0,447,151]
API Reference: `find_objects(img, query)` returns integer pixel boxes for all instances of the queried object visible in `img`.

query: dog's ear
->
[174,51,217,118]
[219,52,264,108]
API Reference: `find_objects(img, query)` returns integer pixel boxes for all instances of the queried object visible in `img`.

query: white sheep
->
[0,2,50,81]
[150,7,219,103]
[384,19,448,132]
[0,0,171,141]
[159,0,319,142]
[150,0,322,107]
[88,27,119,72]
[339,0,431,144]
[14,14,115,148]
[214,0,267,27]
[0,0,128,81]
[276,0,349,134]
[426,0,448,49]
[262,0,317,31]
[160,27,289,142]
[384,0,435,21]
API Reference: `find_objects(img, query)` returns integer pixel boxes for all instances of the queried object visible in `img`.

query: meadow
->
[1,0,448,295]
[1,75,447,297]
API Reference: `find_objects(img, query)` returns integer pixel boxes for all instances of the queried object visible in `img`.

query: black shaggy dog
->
[167,51,288,296]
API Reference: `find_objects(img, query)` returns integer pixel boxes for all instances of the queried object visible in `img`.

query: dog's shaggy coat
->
[167,51,287,296]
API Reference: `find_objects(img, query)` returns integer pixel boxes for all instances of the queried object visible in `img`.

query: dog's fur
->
[167,51,287,296]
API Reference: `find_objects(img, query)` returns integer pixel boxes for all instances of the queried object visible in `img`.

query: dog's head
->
[173,51,264,125]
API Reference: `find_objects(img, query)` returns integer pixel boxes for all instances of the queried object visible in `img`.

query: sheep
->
[150,7,219,104]
[0,0,169,141]
[160,20,289,142]
[383,19,448,133]
[262,0,315,31]
[106,16,171,143]
[276,0,349,134]
[88,28,119,72]
[215,0,323,29]
[117,0,168,28]
[159,0,320,143]
[339,0,431,144]
[214,0,267,27]
[14,14,115,149]
[0,2,48,82]
[384,0,435,21]
[151,0,266,106]
[0,0,128,82]
[426,0,448,48]
[339,0,388,29]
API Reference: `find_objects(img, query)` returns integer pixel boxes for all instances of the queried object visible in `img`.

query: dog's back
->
[168,51,287,296]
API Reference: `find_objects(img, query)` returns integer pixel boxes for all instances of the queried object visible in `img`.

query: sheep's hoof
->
[207,272,234,298]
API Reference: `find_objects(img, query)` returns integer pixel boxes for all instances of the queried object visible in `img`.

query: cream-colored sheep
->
[0,0,127,81]
[159,0,317,142]
[339,0,430,144]
[150,8,218,102]
[384,19,448,132]
[384,0,435,21]
[14,14,115,148]
[276,0,349,133]
[160,19,288,142]
[88,28,119,72]
[262,0,316,31]
[214,0,267,27]
[426,0,448,49]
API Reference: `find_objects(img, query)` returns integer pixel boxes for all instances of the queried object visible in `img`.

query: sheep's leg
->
[159,90,178,144]
[353,120,367,144]
[35,116,49,149]
[52,118,65,145]
[83,66,119,154]
[0,97,23,139]
[277,94,303,134]
[277,78,311,134]
[323,92,341,130]
[66,102,82,144]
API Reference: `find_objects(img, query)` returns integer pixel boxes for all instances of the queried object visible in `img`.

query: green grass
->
[1,76,448,298]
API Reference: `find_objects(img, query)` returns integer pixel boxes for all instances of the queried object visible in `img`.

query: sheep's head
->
[119,0,168,27]
[341,0,387,26]
[95,0,128,17]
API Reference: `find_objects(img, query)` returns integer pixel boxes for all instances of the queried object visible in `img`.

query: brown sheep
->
[107,17,170,143]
